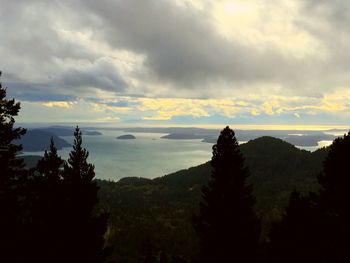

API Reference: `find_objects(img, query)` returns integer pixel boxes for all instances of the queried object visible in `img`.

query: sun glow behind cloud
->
[42,101,74,109]
[2,0,350,127]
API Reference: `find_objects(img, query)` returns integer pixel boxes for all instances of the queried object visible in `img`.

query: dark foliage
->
[30,128,110,263]
[193,126,260,263]
[317,131,350,262]
[269,191,332,263]
[31,138,66,262]
[57,127,110,263]
[97,136,327,262]
[0,72,28,261]
[0,75,110,263]
[269,131,350,263]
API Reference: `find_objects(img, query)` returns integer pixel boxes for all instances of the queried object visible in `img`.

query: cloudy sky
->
[2,0,350,127]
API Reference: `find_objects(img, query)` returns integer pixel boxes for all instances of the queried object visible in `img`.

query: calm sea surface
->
[23,129,335,181]
[23,130,213,181]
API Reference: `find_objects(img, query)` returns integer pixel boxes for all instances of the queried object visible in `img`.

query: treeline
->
[0,74,109,263]
[2,72,350,263]
[193,126,350,263]
[98,136,327,262]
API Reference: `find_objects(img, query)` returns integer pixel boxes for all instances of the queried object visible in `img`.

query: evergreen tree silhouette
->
[193,126,260,263]
[33,138,66,262]
[36,137,64,180]
[317,131,350,262]
[60,126,110,263]
[0,74,110,262]
[269,191,330,263]
[318,131,350,217]
[269,132,350,263]
[0,71,27,261]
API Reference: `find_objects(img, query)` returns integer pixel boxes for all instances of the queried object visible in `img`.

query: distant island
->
[161,133,204,140]
[23,126,103,136]
[201,137,217,143]
[85,131,102,136]
[116,134,136,140]
[17,130,71,152]
[112,127,337,147]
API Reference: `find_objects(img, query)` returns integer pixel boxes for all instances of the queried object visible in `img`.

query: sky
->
[1,0,350,128]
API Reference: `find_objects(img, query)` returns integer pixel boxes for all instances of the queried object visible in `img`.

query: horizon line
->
[17,122,350,131]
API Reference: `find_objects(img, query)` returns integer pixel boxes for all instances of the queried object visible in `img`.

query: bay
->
[22,129,335,181]
[23,130,213,181]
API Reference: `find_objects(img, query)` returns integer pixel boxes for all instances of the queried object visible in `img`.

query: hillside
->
[17,130,71,152]
[148,137,327,209]
[18,136,329,262]
[97,136,329,263]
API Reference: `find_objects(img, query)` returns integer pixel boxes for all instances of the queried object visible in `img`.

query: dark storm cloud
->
[1,0,350,100]
[10,91,75,102]
[81,0,303,88]
[0,0,126,101]
[57,60,128,92]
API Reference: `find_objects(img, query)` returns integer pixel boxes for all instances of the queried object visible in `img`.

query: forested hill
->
[112,136,328,208]
[97,136,329,263]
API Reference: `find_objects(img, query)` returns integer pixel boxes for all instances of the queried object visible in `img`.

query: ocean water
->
[24,130,213,181]
[23,129,335,181]
[296,140,333,152]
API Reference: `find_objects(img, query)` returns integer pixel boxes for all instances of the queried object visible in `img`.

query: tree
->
[269,132,350,263]
[60,126,110,263]
[36,137,64,180]
[318,131,350,217]
[193,126,260,263]
[316,131,350,262]
[0,72,26,177]
[0,71,27,261]
[268,191,329,263]
[32,138,66,262]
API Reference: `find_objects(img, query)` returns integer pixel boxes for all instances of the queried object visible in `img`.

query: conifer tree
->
[318,131,350,217]
[269,132,350,263]
[0,72,26,176]
[36,137,64,180]
[61,126,110,263]
[269,191,328,263]
[33,138,65,262]
[193,126,260,263]
[316,131,350,262]
[0,72,27,260]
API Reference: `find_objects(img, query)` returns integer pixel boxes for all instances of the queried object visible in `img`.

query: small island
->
[116,134,136,140]
[201,137,217,143]
[161,133,204,140]
[85,131,102,136]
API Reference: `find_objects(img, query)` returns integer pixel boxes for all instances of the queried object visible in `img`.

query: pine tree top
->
[64,126,95,182]
[36,137,64,180]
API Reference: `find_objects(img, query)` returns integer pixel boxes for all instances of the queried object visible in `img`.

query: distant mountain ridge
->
[17,126,102,152]
[17,130,71,152]
[112,127,336,146]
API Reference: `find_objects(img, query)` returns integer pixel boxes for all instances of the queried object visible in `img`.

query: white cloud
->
[42,101,74,109]
[2,0,350,124]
